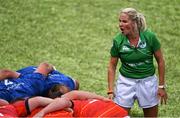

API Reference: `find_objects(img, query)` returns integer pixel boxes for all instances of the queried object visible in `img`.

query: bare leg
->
[35,62,54,76]
[143,105,158,117]
[0,99,9,106]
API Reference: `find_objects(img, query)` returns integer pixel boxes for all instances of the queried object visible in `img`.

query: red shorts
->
[73,99,128,117]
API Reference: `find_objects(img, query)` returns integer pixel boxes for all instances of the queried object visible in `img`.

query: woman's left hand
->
[158,88,168,105]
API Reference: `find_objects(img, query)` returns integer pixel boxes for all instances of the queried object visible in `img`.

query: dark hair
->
[49,91,63,99]
[48,84,68,98]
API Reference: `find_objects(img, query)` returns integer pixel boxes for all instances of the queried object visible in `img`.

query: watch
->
[158,85,166,89]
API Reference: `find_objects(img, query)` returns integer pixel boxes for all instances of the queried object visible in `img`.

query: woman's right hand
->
[108,93,114,100]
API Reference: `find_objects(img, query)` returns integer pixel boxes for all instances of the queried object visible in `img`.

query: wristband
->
[107,91,114,94]
[158,85,166,89]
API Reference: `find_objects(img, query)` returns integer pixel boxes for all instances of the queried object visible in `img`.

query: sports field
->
[0,0,180,116]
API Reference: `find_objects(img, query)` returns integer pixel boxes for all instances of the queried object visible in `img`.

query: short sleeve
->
[151,33,161,52]
[110,40,119,57]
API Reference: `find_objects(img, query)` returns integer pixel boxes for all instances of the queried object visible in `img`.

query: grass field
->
[0,0,180,117]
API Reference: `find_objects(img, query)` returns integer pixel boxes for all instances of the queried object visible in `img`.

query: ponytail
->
[136,12,147,31]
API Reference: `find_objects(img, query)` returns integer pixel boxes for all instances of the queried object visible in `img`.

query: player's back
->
[73,99,128,117]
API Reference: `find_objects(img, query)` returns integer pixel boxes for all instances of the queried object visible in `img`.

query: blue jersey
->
[16,66,37,74]
[0,66,76,102]
[45,73,76,91]
[0,73,46,102]
[16,66,61,75]
[16,66,76,90]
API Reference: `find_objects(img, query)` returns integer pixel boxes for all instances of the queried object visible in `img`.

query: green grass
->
[0,0,180,117]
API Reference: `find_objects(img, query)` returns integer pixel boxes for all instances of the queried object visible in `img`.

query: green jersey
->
[110,30,161,79]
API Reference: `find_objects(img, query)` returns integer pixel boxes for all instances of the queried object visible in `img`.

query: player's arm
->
[33,91,110,117]
[62,90,110,101]
[28,96,54,113]
[107,57,118,99]
[0,69,20,80]
[32,97,72,117]
[154,49,167,104]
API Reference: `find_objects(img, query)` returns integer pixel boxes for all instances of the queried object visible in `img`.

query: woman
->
[107,8,167,117]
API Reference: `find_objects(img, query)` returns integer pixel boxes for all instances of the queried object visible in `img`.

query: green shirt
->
[110,30,161,79]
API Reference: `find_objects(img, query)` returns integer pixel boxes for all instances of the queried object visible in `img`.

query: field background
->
[0,0,180,117]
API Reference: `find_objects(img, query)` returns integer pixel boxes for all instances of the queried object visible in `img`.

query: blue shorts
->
[114,74,159,108]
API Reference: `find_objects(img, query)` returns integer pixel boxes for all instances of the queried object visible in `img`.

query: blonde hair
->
[120,8,147,32]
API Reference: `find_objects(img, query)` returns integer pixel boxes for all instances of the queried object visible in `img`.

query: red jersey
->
[73,99,128,117]
[29,107,73,117]
[0,99,72,117]
[0,105,18,117]
[0,100,27,117]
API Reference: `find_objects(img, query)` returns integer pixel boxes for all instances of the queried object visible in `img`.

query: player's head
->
[35,62,54,76]
[48,84,70,99]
